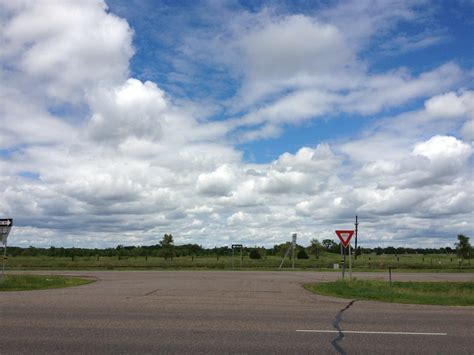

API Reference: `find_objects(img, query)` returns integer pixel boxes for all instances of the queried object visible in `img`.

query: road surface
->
[1,271,473,354]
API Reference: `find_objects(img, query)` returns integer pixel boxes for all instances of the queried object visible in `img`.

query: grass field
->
[0,275,95,291]
[304,279,474,306]
[3,253,472,271]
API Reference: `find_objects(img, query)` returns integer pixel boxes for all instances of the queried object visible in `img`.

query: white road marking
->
[296,330,447,336]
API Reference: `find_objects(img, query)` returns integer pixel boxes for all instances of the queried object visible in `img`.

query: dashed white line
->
[296,330,447,336]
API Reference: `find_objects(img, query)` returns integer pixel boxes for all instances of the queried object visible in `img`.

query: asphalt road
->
[1,271,473,354]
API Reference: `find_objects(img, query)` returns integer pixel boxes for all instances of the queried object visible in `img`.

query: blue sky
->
[0,0,472,248]
[108,0,473,162]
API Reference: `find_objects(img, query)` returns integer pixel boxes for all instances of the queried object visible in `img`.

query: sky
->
[0,0,473,249]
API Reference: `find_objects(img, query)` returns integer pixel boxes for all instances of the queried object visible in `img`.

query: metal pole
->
[341,244,346,279]
[354,215,358,260]
[292,242,295,270]
[343,249,346,280]
[349,243,352,279]
[232,247,234,269]
[240,247,242,268]
[340,243,344,279]
[2,240,7,279]
[389,267,392,286]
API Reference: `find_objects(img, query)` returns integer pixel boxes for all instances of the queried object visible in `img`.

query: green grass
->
[2,253,472,272]
[0,275,95,291]
[304,279,474,306]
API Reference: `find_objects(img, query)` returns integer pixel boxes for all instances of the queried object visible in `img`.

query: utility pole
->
[354,215,359,260]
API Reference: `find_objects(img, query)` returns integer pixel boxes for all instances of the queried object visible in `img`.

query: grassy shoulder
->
[304,279,474,306]
[0,275,95,291]
[4,254,473,272]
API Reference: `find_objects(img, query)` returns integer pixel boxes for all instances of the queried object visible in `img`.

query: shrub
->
[249,249,261,259]
[297,249,309,259]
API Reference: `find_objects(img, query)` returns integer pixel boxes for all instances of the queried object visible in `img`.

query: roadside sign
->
[0,219,12,246]
[0,219,12,226]
[335,230,354,248]
[1,218,12,278]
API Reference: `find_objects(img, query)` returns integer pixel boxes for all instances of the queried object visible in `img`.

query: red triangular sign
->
[335,230,354,248]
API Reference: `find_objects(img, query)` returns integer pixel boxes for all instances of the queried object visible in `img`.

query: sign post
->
[340,243,345,279]
[348,242,352,279]
[354,215,359,260]
[0,218,13,279]
[291,233,296,269]
[335,230,354,279]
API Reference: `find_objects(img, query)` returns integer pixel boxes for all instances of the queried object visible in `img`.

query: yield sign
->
[335,230,354,248]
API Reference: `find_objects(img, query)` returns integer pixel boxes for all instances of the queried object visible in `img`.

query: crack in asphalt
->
[331,299,357,355]
[144,288,161,296]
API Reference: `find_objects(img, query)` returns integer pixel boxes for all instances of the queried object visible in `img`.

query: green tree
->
[308,238,322,256]
[160,234,175,260]
[322,239,339,252]
[455,234,472,259]
[116,245,128,259]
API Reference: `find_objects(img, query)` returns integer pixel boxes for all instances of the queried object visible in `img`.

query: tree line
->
[6,234,471,259]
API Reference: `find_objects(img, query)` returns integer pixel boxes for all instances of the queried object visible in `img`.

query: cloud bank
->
[0,0,472,248]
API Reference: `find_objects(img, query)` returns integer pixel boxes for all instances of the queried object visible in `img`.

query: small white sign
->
[0,219,12,246]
